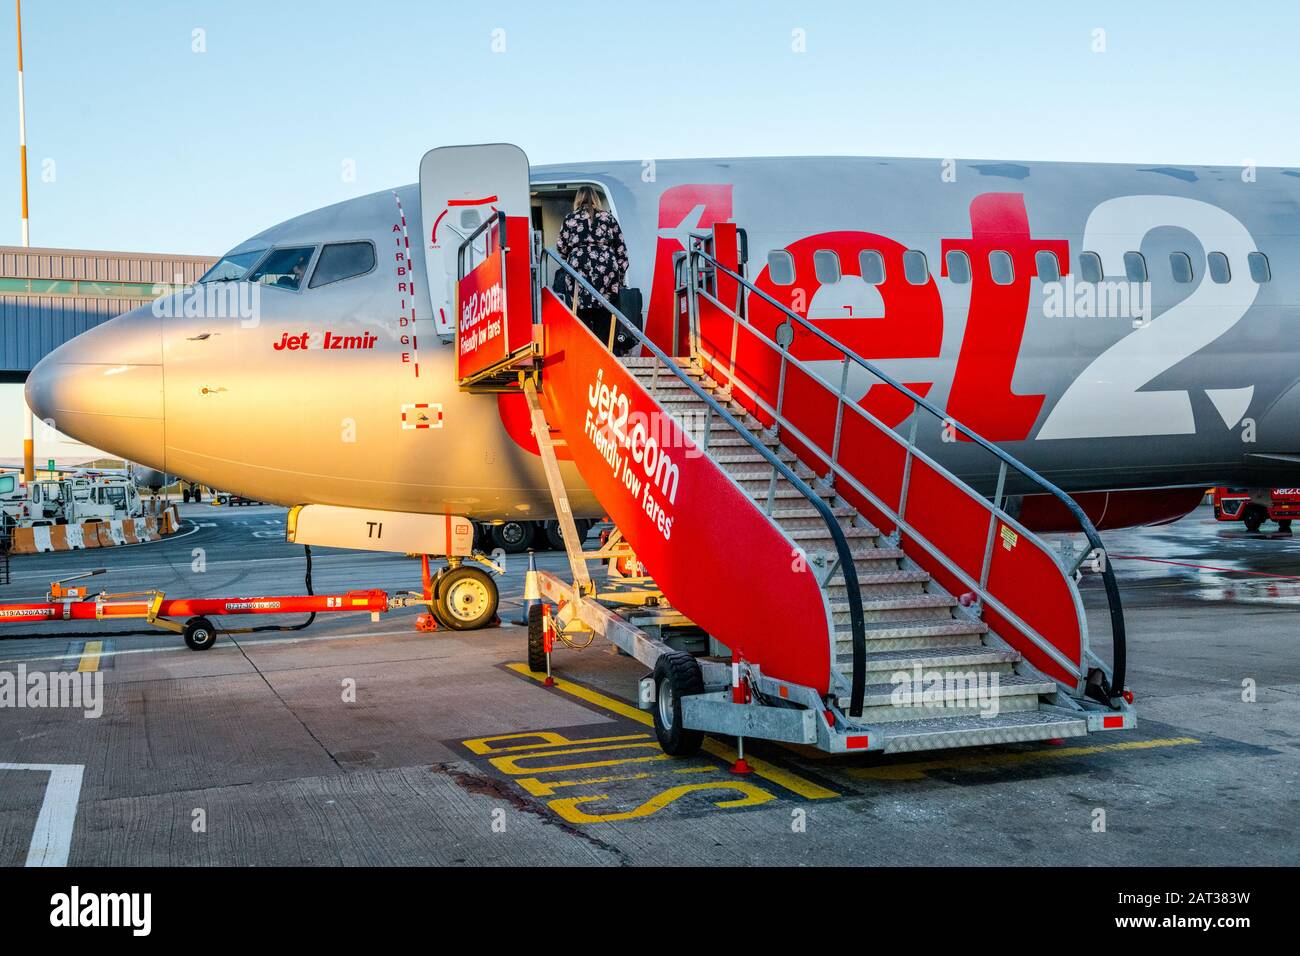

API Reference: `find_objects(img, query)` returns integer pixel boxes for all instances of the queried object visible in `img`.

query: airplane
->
[24,144,1300,628]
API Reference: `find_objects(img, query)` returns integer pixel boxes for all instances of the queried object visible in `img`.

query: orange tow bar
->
[0,570,404,650]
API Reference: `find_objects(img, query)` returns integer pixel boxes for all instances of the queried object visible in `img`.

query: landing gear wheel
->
[1243,506,1266,533]
[544,521,565,552]
[183,616,218,651]
[652,651,705,757]
[434,566,499,630]
[527,603,547,673]
[1278,520,1292,533]
[490,521,534,554]
[182,488,191,503]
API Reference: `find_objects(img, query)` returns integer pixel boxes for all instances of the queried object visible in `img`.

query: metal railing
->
[685,243,1127,706]
[541,248,871,716]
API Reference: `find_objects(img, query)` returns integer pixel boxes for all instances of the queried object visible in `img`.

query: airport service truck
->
[1212,487,1300,532]
[0,473,144,528]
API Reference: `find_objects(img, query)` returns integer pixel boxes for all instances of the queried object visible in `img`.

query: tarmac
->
[0,500,1297,865]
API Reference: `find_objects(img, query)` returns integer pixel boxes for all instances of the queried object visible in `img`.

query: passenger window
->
[1248,251,1271,283]
[1208,251,1231,284]
[1079,251,1103,283]
[1124,251,1148,283]
[989,250,1014,285]
[813,250,841,284]
[310,241,377,288]
[859,250,886,285]
[903,250,929,285]
[944,250,971,284]
[766,250,795,286]
[248,246,316,291]
[1035,250,1061,283]
[1169,252,1194,284]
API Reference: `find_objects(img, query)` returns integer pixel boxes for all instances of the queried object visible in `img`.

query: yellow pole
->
[17,0,34,483]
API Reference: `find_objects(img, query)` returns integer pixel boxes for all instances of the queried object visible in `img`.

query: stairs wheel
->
[652,651,705,757]
[434,566,499,631]
[527,603,547,673]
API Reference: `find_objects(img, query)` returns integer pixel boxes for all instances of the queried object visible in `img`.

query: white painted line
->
[0,763,85,866]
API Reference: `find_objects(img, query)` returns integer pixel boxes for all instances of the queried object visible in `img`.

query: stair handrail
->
[689,245,1126,705]
[541,248,871,716]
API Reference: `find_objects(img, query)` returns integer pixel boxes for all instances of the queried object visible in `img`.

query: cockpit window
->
[247,247,316,291]
[310,241,377,288]
[200,247,268,283]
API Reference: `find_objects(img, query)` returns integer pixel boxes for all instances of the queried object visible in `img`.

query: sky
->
[0,0,1298,257]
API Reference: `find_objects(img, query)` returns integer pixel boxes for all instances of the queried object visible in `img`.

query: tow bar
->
[0,569,431,650]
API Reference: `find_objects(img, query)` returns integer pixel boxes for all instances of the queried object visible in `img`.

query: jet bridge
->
[446,143,1133,758]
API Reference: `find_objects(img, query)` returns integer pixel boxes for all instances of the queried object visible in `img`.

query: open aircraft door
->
[419,143,532,341]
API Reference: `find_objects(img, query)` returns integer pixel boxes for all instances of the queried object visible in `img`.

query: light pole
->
[16,0,34,483]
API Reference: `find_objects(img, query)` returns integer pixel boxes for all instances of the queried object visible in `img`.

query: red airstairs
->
[456,211,1133,757]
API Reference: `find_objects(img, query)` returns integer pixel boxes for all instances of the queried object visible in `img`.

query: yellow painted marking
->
[549,780,775,824]
[76,640,103,673]
[516,770,656,797]
[488,741,666,775]
[463,730,649,755]
[847,736,1202,782]
[512,754,721,797]
[506,662,838,800]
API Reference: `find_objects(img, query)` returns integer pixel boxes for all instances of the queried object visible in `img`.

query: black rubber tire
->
[183,616,218,651]
[490,521,535,554]
[1279,520,1293,533]
[652,651,705,757]
[434,566,499,631]
[193,488,202,503]
[182,488,191,503]
[1243,506,1266,533]
[544,521,566,552]
[527,603,547,673]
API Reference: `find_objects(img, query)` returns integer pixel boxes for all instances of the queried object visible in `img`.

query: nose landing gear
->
[415,553,503,632]
[435,565,499,630]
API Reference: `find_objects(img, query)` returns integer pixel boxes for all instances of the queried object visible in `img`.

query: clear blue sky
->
[1,0,1296,256]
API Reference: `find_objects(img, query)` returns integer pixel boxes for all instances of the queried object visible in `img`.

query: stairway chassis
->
[533,567,1134,754]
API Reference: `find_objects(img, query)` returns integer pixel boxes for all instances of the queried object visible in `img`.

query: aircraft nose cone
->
[25,306,165,465]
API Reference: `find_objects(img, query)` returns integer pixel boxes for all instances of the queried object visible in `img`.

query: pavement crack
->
[226,633,342,770]
[430,762,627,863]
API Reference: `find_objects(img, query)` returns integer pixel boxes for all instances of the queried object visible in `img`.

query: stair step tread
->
[831,569,930,586]
[848,546,906,561]
[858,711,1088,752]
[838,673,1058,707]
[769,505,858,519]
[853,645,1020,669]
[789,525,879,539]
[835,619,989,640]
[833,593,954,613]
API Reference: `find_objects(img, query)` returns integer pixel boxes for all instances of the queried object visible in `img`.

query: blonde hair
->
[573,186,603,219]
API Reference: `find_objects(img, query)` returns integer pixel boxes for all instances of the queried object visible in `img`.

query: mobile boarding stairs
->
[457,214,1133,759]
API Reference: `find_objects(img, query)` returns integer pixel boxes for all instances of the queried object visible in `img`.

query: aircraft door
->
[418,143,531,339]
